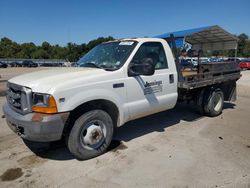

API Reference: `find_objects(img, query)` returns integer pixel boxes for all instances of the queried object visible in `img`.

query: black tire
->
[67,110,113,160]
[203,89,224,117]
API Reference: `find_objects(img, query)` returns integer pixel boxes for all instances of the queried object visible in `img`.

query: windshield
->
[76,41,137,71]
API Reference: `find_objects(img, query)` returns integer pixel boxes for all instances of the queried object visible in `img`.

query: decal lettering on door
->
[143,80,163,95]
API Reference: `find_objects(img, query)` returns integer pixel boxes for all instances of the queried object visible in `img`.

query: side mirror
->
[128,58,155,76]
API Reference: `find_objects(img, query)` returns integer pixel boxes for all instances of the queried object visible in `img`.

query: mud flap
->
[229,85,237,102]
[221,81,237,102]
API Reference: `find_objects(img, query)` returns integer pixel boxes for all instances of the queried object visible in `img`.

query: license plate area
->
[8,120,24,136]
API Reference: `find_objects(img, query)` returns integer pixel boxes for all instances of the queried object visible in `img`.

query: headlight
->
[32,93,58,114]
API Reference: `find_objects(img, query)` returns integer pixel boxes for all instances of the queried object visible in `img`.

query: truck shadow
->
[115,103,197,141]
[23,139,74,160]
[115,102,235,141]
[23,102,235,161]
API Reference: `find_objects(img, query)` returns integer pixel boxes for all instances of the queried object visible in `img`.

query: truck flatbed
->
[178,61,241,90]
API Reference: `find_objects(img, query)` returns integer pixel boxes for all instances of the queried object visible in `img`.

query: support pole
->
[170,34,184,82]
[234,43,238,62]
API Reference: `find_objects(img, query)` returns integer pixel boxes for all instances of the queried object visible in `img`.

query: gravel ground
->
[0,67,49,81]
[0,68,250,188]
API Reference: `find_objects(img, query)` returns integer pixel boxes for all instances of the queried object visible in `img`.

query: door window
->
[131,42,168,70]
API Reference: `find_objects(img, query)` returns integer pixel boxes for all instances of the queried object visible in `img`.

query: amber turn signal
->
[32,96,58,114]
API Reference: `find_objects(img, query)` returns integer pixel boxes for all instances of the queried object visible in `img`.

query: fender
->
[56,88,128,126]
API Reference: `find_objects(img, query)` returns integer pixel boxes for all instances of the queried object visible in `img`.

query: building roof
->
[155,25,238,51]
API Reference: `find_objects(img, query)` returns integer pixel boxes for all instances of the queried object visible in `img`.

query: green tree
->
[87,36,114,50]
[0,36,116,60]
[16,43,36,58]
[50,45,67,59]
[243,42,250,57]
[0,37,21,58]
[42,41,51,50]
[32,48,49,59]
[237,33,249,57]
[66,42,80,62]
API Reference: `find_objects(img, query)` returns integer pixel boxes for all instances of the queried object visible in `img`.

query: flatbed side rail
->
[178,69,241,89]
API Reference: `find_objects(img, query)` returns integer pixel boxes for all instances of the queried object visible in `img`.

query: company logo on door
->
[144,80,163,95]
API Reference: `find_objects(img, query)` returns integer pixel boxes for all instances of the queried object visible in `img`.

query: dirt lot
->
[0,68,250,188]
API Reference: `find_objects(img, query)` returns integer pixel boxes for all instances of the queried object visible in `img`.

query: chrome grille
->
[6,82,32,114]
[7,86,21,109]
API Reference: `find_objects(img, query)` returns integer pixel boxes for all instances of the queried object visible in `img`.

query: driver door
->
[126,42,177,120]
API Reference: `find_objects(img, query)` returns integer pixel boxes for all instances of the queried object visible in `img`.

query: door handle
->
[169,74,174,84]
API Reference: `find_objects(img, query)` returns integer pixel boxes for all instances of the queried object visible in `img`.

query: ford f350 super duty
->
[3,38,241,160]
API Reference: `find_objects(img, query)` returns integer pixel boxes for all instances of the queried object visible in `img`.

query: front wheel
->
[204,89,224,117]
[67,110,113,160]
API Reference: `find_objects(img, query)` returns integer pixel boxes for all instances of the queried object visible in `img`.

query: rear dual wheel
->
[203,89,224,117]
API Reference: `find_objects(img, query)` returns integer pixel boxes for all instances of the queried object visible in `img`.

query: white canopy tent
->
[187,26,238,51]
[156,25,239,52]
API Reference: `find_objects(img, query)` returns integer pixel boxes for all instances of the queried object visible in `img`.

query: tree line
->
[0,36,114,62]
[0,33,250,62]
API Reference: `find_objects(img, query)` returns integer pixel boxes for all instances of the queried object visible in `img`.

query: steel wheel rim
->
[213,93,222,112]
[79,120,107,150]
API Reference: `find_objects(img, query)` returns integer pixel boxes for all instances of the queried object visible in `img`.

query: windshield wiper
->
[80,63,117,71]
[102,67,117,71]
[80,63,102,69]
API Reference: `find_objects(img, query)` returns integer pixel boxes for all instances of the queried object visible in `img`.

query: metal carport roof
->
[155,25,238,51]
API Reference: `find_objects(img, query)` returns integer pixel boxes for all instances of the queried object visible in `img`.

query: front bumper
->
[3,103,69,142]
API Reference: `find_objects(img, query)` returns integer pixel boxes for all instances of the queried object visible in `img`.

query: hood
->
[9,67,106,93]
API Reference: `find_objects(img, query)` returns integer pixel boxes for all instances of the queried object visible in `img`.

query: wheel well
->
[64,99,119,134]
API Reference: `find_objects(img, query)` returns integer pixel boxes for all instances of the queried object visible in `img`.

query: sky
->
[0,0,250,46]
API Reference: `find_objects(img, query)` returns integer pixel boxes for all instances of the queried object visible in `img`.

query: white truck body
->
[3,38,240,159]
[8,38,178,126]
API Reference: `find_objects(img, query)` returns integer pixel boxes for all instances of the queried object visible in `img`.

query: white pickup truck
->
[3,38,241,159]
